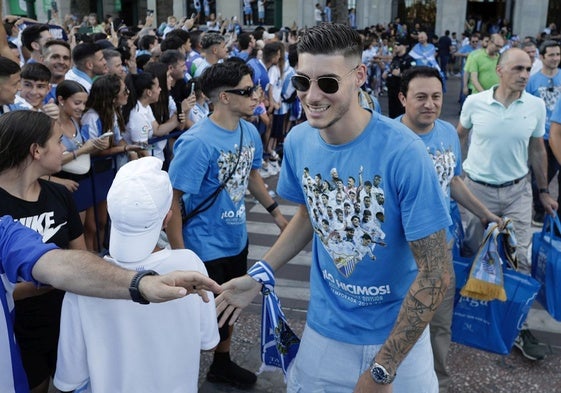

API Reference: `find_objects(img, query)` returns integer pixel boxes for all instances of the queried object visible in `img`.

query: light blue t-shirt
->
[550,95,561,128]
[247,58,269,92]
[169,117,263,261]
[398,117,462,240]
[526,70,561,139]
[457,44,475,70]
[277,111,451,345]
[0,216,58,393]
[81,109,127,169]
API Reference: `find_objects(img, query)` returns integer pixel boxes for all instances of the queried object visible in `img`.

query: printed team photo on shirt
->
[426,143,457,198]
[301,166,386,278]
[217,142,255,205]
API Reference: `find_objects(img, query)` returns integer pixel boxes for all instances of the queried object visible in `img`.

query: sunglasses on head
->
[223,85,258,97]
[291,65,360,94]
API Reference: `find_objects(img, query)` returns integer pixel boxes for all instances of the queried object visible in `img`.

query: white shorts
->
[287,324,438,393]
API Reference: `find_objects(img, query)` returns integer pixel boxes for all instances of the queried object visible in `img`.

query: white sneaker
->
[268,161,280,176]
[259,165,271,179]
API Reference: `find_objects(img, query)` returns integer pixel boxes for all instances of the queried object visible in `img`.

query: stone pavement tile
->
[448,341,561,393]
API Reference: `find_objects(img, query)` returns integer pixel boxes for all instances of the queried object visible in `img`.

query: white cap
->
[107,157,172,263]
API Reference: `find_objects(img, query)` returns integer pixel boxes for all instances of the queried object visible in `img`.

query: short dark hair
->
[201,32,225,50]
[138,35,158,50]
[263,42,282,63]
[200,60,253,101]
[160,49,184,66]
[298,23,362,61]
[189,30,204,50]
[91,32,108,42]
[166,29,190,45]
[521,41,537,50]
[72,42,103,67]
[43,39,71,56]
[0,56,21,79]
[238,33,253,50]
[21,62,51,82]
[524,36,538,45]
[399,66,443,96]
[160,35,184,51]
[539,39,560,56]
[136,54,152,70]
[21,24,50,51]
[288,43,298,68]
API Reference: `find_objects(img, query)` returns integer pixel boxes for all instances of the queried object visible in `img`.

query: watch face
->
[370,364,393,384]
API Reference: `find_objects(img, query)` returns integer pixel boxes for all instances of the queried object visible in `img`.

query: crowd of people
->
[0,2,560,392]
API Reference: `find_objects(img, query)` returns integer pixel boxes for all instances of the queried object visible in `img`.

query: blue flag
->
[248,260,300,375]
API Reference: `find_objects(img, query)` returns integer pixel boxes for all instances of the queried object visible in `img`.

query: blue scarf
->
[248,260,300,375]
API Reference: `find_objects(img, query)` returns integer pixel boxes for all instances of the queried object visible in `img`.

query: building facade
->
[3,0,553,40]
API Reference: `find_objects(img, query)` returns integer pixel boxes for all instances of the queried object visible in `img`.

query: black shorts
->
[271,114,286,139]
[15,289,65,388]
[205,243,249,341]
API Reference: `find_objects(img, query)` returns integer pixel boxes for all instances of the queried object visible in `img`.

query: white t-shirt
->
[125,101,167,161]
[268,64,282,105]
[314,7,322,23]
[54,249,219,393]
[125,102,155,144]
[189,102,210,124]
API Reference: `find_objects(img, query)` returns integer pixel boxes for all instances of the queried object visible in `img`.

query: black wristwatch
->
[539,188,550,194]
[370,361,396,385]
[129,270,159,304]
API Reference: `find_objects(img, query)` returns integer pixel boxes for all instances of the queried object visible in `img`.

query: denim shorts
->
[287,324,438,393]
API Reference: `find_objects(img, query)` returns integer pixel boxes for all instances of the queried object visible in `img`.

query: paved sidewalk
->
[198,304,561,392]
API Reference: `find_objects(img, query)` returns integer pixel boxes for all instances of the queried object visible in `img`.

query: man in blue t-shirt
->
[397,66,501,392]
[0,216,220,393]
[216,24,452,392]
[525,40,561,225]
[167,60,288,389]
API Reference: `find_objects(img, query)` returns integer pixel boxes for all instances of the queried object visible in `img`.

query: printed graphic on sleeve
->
[302,166,386,278]
[427,144,457,197]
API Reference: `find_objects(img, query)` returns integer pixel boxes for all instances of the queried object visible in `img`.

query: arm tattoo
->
[376,229,451,374]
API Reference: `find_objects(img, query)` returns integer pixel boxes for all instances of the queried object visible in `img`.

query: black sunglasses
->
[223,86,258,97]
[291,65,360,94]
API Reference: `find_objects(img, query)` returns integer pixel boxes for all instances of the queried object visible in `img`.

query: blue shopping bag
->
[450,200,464,259]
[531,214,561,321]
[451,256,541,355]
